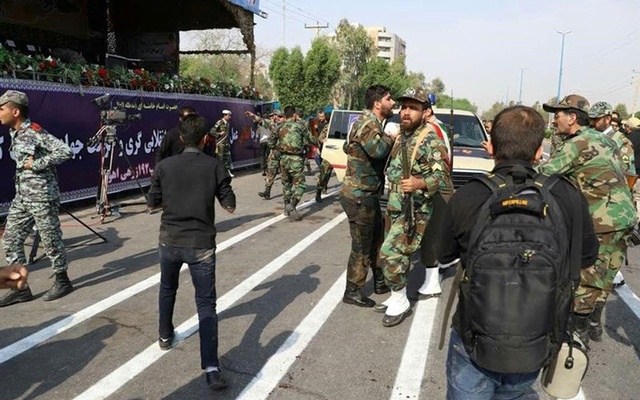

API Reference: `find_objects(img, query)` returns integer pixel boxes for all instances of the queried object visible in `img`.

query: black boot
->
[284,200,290,216]
[588,303,605,342]
[258,186,271,200]
[372,268,390,294]
[343,282,376,308]
[42,271,74,301]
[315,189,323,203]
[573,312,590,350]
[285,198,301,221]
[0,286,34,307]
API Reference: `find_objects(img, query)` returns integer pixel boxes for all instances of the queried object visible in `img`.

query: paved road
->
[1,166,639,400]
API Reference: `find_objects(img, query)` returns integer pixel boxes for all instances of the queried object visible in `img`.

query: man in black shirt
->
[154,106,197,164]
[438,106,598,399]
[148,115,235,391]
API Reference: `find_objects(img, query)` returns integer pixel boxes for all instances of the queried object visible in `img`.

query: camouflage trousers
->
[340,194,384,288]
[280,154,306,203]
[3,196,67,272]
[316,159,333,192]
[264,150,280,189]
[216,142,232,172]
[378,211,430,291]
[574,230,629,313]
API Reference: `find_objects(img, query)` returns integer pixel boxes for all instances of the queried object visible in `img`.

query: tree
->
[438,93,478,113]
[301,37,341,113]
[614,103,629,119]
[426,77,445,95]
[334,19,374,109]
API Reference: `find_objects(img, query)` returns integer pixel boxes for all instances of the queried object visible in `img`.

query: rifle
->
[400,134,416,243]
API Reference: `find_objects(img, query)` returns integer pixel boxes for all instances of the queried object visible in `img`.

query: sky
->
[183,0,640,114]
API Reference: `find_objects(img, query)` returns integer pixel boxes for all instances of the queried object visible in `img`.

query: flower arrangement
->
[0,48,262,100]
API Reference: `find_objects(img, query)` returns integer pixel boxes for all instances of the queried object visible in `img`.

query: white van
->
[321,107,494,188]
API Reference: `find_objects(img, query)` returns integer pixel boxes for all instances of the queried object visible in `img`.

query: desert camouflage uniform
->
[3,119,72,272]
[539,126,636,312]
[340,110,395,288]
[210,118,232,171]
[378,124,451,291]
[276,119,318,204]
[316,125,334,193]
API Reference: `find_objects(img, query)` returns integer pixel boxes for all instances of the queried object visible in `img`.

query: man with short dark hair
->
[540,95,636,346]
[148,114,236,391]
[155,106,197,164]
[0,89,73,307]
[439,105,597,399]
[340,84,396,308]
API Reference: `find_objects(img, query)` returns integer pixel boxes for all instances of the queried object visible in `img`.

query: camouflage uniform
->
[3,119,72,273]
[261,117,282,192]
[340,110,395,290]
[589,102,635,174]
[210,117,232,171]
[276,118,318,212]
[539,126,636,313]
[378,124,450,291]
[316,125,334,193]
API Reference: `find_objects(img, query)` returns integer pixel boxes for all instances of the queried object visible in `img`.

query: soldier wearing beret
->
[540,95,637,346]
[0,90,73,307]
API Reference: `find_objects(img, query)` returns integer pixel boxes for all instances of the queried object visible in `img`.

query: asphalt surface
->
[0,164,639,400]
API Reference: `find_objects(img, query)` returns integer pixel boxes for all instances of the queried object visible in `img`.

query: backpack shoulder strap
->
[410,125,436,166]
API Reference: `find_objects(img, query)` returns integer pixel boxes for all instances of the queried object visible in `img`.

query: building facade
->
[364,26,406,63]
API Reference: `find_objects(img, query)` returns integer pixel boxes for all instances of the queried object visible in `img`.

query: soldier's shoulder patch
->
[30,122,43,132]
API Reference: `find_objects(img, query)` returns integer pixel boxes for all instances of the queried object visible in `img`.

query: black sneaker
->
[205,370,228,390]
[0,287,34,307]
[158,333,174,350]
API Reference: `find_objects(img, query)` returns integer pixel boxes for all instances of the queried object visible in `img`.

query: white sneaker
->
[418,267,442,297]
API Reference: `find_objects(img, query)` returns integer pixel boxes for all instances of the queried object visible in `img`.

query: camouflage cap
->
[0,90,29,106]
[542,94,590,113]
[588,101,613,118]
[271,109,283,117]
[396,87,429,104]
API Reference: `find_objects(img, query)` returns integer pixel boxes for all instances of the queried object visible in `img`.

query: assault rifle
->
[400,134,415,242]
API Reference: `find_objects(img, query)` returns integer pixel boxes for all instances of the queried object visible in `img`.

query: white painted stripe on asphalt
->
[615,284,640,321]
[0,193,337,365]
[73,212,347,400]
[390,298,439,400]
[237,271,346,400]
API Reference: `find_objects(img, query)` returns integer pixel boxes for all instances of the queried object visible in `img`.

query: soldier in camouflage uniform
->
[589,101,635,174]
[0,90,73,307]
[375,88,451,327]
[540,95,637,347]
[276,106,319,220]
[340,85,396,308]
[210,110,233,176]
[315,124,333,203]
[253,110,284,200]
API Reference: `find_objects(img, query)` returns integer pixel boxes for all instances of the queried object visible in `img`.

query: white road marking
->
[615,284,640,321]
[73,212,347,400]
[390,298,439,400]
[236,271,346,400]
[0,194,337,365]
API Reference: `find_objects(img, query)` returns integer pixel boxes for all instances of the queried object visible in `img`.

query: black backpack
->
[457,166,580,374]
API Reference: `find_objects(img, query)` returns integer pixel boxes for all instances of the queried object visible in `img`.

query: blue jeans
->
[159,245,219,370]
[446,328,540,400]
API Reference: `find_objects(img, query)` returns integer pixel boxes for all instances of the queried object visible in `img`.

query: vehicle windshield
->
[327,111,363,139]
[386,112,486,148]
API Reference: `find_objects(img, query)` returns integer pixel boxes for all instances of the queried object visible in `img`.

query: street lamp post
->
[518,68,525,105]
[556,30,572,103]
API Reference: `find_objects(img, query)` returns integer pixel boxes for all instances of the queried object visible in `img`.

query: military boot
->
[315,189,323,203]
[343,282,376,308]
[573,312,590,351]
[285,198,301,221]
[588,303,605,342]
[372,268,390,295]
[42,271,74,301]
[258,186,271,200]
[0,286,33,307]
[283,200,290,216]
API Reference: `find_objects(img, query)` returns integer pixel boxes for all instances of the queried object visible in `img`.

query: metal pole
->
[556,30,572,102]
[518,68,524,105]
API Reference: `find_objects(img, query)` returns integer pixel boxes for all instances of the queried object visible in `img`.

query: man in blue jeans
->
[148,114,236,391]
[438,106,597,399]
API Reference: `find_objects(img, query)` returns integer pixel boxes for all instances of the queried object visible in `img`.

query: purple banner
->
[0,79,262,213]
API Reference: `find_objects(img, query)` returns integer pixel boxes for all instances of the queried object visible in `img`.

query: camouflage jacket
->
[340,110,395,199]
[539,126,636,233]
[275,118,318,155]
[386,124,451,214]
[210,118,229,141]
[604,126,635,174]
[10,119,72,202]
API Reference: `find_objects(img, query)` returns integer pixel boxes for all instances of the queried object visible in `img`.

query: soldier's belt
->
[279,151,304,156]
